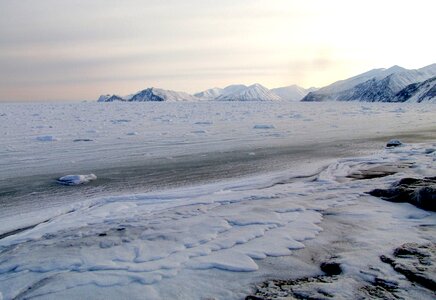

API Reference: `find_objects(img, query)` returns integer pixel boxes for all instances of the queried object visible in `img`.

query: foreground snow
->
[0,143,435,299]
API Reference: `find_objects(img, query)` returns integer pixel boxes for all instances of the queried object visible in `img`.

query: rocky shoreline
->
[246,144,436,299]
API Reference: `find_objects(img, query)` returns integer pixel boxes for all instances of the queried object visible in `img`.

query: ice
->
[57,174,97,186]
[253,124,275,129]
[194,121,213,125]
[36,135,58,142]
[1,101,436,299]
[0,142,434,299]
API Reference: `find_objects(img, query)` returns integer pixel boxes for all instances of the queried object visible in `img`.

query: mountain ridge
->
[302,63,436,102]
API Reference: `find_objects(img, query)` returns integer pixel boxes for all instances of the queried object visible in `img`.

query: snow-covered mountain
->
[129,88,200,102]
[195,84,281,101]
[194,87,223,100]
[271,85,316,101]
[97,94,127,102]
[216,83,281,101]
[97,64,435,103]
[99,88,200,102]
[302,63,436,102]
[195,85,248,100]
[392,76,436,103]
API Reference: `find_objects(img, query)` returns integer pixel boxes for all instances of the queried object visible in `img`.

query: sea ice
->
[253,124,275,129]
[57,174,97,186]
[36,135,58,142]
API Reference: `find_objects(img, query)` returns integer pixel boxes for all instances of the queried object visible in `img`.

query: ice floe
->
[57,174,97,186]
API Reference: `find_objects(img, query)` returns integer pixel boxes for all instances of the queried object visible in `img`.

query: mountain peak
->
[386,65,406,73]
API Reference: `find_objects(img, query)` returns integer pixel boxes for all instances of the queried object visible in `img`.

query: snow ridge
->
[393,76,436,103]
[216,83,281,101]
[271,85,315,101]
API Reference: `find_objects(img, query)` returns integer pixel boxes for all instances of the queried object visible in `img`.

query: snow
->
[217,83,281,101]
[403,76,436,103]
[0,101,436,299]
[195,84,284,101]
[194,87,224,100]
[271,84,311,101]
[0,141,435,299]
[304,63,436,102]
[57,174,97,186]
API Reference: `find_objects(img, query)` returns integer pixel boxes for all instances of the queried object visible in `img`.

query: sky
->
[0,0,435,102]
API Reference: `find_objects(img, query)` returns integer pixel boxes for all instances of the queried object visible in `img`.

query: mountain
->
[97,94,127,102]
[271,85,316,101]
[302,63,436,102]
[195,85,248,100]
[216,83,281,101]
[392,76,436,103]
[99,88,200,102]
[129,88,199,102]
[194,87,223,100]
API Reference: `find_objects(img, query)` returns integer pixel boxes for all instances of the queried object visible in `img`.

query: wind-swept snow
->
[0,142,435,299]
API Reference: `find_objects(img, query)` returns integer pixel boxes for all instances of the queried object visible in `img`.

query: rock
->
[320,261,342,275]
[245,296,264,300]
[368,176,436,211]
[380,243,436,291]
[414,187,436,211]
[386,139,402,147]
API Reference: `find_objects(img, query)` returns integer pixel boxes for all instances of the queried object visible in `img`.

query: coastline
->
[0,140,434,299]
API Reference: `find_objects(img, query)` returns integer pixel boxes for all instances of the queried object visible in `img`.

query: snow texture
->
[0,141,435,299]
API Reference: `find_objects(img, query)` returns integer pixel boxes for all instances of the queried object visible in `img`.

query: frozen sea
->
[0,101,435,299]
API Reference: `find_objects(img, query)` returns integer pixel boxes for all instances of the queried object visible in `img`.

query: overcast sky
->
[0,0,435,101]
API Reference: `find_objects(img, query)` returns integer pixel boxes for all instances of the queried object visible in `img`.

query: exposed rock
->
[320,261,342,276]
[246,275,338,300]
[380,243,436,291]
[368,176,436,211]
[386,139,402,147]
[246,260,342,299]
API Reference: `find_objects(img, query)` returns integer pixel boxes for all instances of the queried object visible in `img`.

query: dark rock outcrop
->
[380,243,436,291]
[386,139,402,148]
[368,177,436,211]
[129,88,164,102]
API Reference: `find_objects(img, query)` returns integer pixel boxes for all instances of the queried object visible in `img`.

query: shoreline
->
[1,125,436,223]
[0,141,434,299]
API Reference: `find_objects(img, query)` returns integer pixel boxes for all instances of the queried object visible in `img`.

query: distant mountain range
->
[98,63,436,103]
[302,64,436,103]
[98,84,316,102]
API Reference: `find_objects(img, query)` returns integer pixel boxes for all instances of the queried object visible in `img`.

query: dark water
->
[0,140,370,215]
[1,130,434,220]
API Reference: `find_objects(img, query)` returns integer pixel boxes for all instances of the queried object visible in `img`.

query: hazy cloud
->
[0,0,435,101]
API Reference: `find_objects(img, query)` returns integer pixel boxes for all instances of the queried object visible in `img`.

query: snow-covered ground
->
[0,101,435,299]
